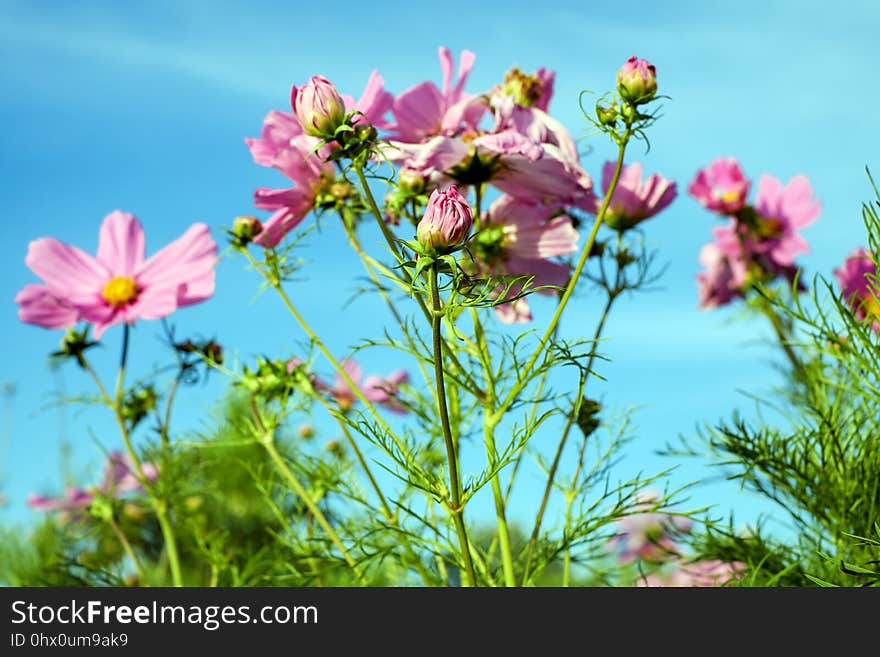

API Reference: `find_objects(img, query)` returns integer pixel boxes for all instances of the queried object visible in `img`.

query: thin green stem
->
[95,325,183,587]
[243,252,412,462]
[431,263,477,587]
[108,513,146,585]
[354,166,485,400]
[491,133,631,425]
[262,435,367,584]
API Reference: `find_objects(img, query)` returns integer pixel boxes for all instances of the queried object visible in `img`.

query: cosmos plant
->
[9,47,878,589]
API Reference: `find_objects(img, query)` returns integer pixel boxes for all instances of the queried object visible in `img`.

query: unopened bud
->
[416,186,473,254]
[292,75,346,139]
[617,56,658,105]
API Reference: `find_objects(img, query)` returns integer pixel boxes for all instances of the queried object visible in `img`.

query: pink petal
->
[25,237,108,306]
[15,284,79,329]
[134,223,217,309]
[254,204,310,248]
[96,210,146,276]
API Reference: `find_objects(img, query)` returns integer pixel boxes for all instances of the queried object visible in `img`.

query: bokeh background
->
[2,0,878,537]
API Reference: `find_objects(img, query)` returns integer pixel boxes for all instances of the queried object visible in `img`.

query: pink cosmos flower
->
[608,491,692,563]
[637,560,745,587]
[15,284,79,329]
[389,47,486,143]
[28,451,158,517]
[387,130,592,205]
[340,70,395,129]
[18,211,216,339]
[251,132,335,248]
[751,174,820,267]
[316,359,410,414]
[496,66,556,112]
[474,195,579,323]
[688,157,750,215]
[696,240,747,309]
[585,161,677,231]
[834,248,879,330]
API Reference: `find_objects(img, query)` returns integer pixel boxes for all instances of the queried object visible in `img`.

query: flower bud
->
[231,215,263,248]
[617,56,657,105]
[596,102,618,127]
[416,186,473,253]
[291,75,346,139]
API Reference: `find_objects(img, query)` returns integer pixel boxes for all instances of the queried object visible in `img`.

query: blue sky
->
[2,0,878,540]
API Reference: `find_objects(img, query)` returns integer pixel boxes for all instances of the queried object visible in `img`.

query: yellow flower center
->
[863,293,880,319]
[102,276,139,307]
[719,189,741,204]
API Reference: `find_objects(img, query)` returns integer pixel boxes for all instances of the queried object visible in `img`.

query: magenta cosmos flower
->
[474,195,579,323]
[586,161,677,231]
[834,248,879,329]
[688,157,750,215]
[17,211,216,339]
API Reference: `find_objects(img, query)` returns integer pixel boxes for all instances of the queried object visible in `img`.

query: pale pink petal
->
[26,237,109,306]
[96,211,145,276]
[507,215,579,259]
[134,223,217,309]
[15,284,79,329]
[504,255,570,289]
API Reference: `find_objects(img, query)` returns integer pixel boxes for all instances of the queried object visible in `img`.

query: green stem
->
[243,252,412,463]
[108,513,146,585]
[483,417,516,586]
[261,435,367,584]
[520,286,619,584]
[431,263,477,587]
[102,325,184,587]
[490,133,631,425]
[354,166,485,400]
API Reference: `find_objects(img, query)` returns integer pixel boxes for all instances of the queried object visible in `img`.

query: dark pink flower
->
[834,248,879,329]
[18,211,216,339]
[586,161,677,231]
[291,75,346,138]
[417,186,473,252]
[389,47,485,143]
[617,56,657,104]
[688,157,750,215]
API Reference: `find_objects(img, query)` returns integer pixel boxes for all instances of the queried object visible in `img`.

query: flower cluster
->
[243,49,676,323]
[690,158,821,308]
